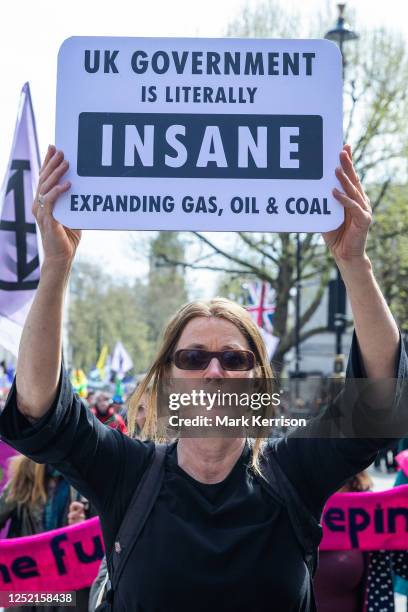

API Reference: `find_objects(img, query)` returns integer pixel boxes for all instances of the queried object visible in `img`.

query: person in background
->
[110,396,128,423]
[0,454,91,612]
[90,391,127,434]
[374,441,399,473]
[314,471,408,612]
[85,390,96,409]
[394,437,408,486]
[130,386,149,436]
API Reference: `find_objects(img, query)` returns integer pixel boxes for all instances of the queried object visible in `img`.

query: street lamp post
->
[294,232,301,378]
[325,3,359,374]
[294,231,302,397]
[325,3,359,77]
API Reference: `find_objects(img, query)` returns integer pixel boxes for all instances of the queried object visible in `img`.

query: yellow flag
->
[96,344,109,380]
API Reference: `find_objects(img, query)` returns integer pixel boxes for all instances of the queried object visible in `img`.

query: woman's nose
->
[204,357,224,378]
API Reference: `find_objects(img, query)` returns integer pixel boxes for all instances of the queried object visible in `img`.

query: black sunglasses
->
[173,349,256,371]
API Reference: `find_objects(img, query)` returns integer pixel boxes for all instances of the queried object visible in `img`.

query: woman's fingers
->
[39,150,65,186]
[344,143,353,160]
[335,145,372,213]
[39,145,56,173]
[339,148,369,204]
[70,501,85,512]
[34,149,70,220]
[40,159,69,195]
[68,511,86,524]
[42,183,71,208]
[68,501,86,524]
[335,166,368,211]
[340,149,360,188]
[33,182,71,220]
[333,188,372,226]
[45,182,71,203]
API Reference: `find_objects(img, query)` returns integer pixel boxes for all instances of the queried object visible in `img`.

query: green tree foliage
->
[169,3,408,365]
[68,259,152,373]
[227,0,301,38]
[368,185,408,334]
[142,231,189,348]
[68,233,188,372]
[215,274,247,303]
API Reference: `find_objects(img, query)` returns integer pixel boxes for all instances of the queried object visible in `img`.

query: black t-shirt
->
[0,334,406,612]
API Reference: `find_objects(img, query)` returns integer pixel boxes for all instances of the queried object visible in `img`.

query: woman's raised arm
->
[15,145,80,420]
[323,144,399,379]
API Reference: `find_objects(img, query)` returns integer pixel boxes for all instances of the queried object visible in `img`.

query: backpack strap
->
[108,444,167,592]
[258,444,322,577]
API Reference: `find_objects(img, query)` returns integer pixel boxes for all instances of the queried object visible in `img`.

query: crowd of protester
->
[0,455,94,612]
[0,377,146,612]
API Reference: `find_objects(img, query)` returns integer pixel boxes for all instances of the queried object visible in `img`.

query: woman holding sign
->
[0,144,407,612]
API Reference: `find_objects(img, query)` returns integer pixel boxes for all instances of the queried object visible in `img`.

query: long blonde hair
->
[5,455,47,507]
[128,297,275,474]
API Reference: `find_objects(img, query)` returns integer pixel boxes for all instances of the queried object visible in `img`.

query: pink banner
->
[0,517,104,591]
[0,485,407,592]
[320,485,408,550]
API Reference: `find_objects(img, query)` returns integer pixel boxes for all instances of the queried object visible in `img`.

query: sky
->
[1,0,408,293]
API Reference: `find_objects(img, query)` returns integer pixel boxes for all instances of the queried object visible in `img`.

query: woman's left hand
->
[323,144,372,263]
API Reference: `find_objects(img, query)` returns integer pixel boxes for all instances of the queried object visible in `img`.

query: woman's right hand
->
[33,145,81,265]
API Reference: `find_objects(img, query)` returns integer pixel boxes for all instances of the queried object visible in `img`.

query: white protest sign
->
[55,37,343,232]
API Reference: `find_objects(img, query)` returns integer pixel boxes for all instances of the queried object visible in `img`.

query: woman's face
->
[171,316,255,379]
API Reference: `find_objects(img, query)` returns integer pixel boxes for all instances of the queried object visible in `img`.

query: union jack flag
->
[245,281,276,333]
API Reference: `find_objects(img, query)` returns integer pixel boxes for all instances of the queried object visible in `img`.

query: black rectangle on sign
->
[77,112,323,179]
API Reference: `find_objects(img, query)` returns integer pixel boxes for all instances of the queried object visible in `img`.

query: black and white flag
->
[0,83,41,356]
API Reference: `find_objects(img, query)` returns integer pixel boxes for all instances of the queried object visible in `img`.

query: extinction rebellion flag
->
[0,83,41,356]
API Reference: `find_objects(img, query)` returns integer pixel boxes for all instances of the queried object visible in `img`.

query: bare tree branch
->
[371,178,391,212]
[192,232,273,280]
[344,79,368,142]
[359,151,406,178]
[155,253,255,276]
[372,228,408,242]
[237,232,280,265]
[354,87,399,167]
